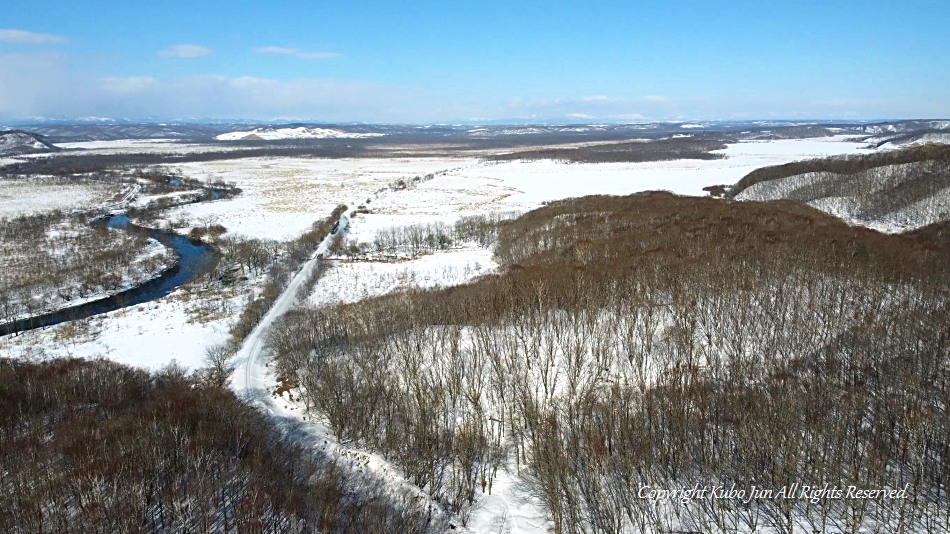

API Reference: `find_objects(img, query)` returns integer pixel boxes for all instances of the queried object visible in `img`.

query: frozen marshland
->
[0,134,873,368]
[3,123,949,533]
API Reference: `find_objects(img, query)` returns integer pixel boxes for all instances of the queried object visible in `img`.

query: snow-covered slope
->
[216,126,385,141]
[877,132,950,149]
[908,132,950,145]
[735,159,950,232]
[0,130,58,155]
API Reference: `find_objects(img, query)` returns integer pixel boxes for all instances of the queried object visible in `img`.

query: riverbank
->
[0,214,215,337]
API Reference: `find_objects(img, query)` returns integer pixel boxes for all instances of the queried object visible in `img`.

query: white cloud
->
[0,54,427,121]
[157,44,212,58]
[573,95,669,105]
[0,29,69,44]
[253,46,295,55]
[97,76,158,94]
[506,95,676,120]
[1,52,946,122]
[578,95,627,104]
[811,97,883,107]
[0,53,72,115]
[254,46,340,59]
[614,113,646,120]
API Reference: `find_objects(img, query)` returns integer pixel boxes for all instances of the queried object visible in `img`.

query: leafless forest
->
[0,357,442,534]
[728,143,950,198]
[0,210,171,322]
[270,192,949,533]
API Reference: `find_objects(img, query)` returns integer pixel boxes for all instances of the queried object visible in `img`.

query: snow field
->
[0,288,233,370]
[157,136,871,245]
[308,249,497,308]
[55,138,180,150]
[165,157,474,240]
[216,126,385,140]
[0,177,117,217]
[443,136,872,207]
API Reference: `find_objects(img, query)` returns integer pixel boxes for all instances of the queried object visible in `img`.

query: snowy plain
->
[165,157,474,240]
[10,138,249,158]
[0,177,117,217]
[453,136,872,208]
[1,136,875,369]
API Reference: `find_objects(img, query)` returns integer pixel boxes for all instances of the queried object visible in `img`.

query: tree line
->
[486,136,729,164]
[337,213,517,259]
[0,357,446,533]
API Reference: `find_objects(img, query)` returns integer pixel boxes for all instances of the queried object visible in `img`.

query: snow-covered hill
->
[870,131,950,149]
[734,147,950,233]
[0,130,58,155]
[216,126,385,141]
[862,119,950,135]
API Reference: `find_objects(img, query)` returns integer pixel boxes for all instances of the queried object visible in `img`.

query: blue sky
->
[1,0,948,122]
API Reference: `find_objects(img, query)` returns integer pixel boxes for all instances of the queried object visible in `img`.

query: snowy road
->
[230,213,343,399]
[105,183,141,213]
[227,206,465,531]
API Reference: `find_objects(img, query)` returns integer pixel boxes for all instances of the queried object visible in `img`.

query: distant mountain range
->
[1,119,947,146]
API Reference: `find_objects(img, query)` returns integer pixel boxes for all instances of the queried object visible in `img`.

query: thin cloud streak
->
[157,44,213,58]
[0,29,69,44]
[504,95,679,121]
[254,46,340,59]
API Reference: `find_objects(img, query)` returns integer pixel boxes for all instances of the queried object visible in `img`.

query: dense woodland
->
[0,358,443,533]
[270,192,950,533]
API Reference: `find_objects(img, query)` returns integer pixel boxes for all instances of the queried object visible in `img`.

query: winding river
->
[0,215,217,337]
